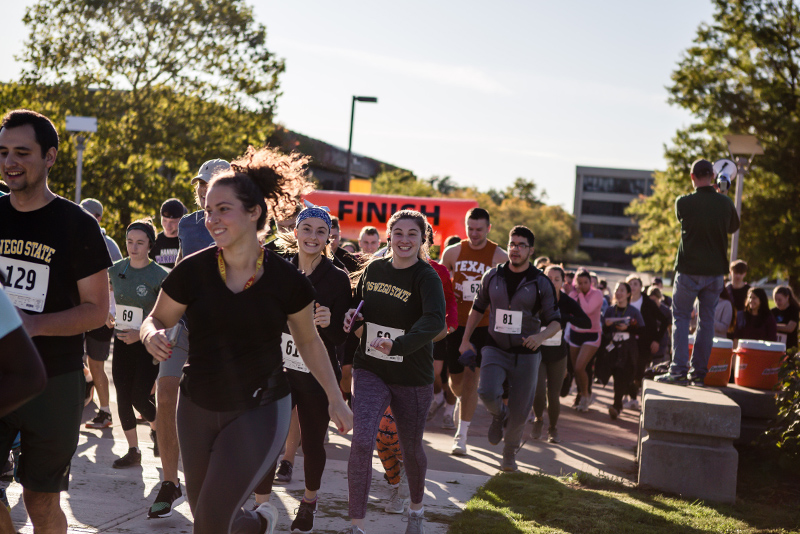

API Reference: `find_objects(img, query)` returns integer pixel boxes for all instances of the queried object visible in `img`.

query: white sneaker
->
[427,397,445,421]
[451,434,467,456]
[626,399,641,411]
[385,484,408,514]
[577,396,590,413]
[255,502,278,534]
[441,413,456,430]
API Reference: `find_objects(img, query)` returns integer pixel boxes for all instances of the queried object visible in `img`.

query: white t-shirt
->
[630,295,643,312]
[0,287,23,339]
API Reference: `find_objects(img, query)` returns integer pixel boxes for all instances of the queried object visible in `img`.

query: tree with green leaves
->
[628,0,800,292]
[3,0,284,245]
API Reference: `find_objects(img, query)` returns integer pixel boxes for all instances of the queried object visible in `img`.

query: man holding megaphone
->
[656,159,740,386]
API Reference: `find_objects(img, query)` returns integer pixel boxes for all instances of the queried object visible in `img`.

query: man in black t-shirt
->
[150,198,187,270]
[0,110,111,532]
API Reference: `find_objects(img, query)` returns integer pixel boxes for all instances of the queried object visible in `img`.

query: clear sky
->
[1,0,715,213]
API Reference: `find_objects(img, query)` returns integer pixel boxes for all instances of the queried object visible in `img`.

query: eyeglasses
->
[508,243,529,250]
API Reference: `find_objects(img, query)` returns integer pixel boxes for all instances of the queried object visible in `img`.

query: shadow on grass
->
[447,471,799,534]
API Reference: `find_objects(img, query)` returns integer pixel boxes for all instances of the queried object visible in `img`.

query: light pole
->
[345,96,377,192]
[66,115,98,203]
[724,134,764,264]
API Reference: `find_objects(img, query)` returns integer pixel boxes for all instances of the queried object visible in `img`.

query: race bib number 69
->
[0,257,49,313]
[365,322,405,362]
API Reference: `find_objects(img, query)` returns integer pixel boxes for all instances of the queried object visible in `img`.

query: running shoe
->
[547,427,561,444]
[385,483,408,514]
[337,526,365,534]
[148,480,183,518]
[571,394,581,410]
[112,447,141,469]
[274,460,293,484]
[150,429,160,457]
[654,372,690,385]
[291,498,316,533]
[624,399,640,411]
[577,396,590,413]
[403,510,425,534]
[441,413,456,430]
[451,434,467,456]
[255,502,278,534]
[487,406,507,446]
[501,450,518,472]
[531,419,544,440]
[427,397,445,421]
[688,374,707,387]
[608,406,620,420]
[85,410,113,429]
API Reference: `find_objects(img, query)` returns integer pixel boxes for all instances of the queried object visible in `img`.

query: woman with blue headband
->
[140,147,352,534]
[252,204,352,533]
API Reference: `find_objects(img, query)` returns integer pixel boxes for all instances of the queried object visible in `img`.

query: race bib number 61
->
[0,257,49,313]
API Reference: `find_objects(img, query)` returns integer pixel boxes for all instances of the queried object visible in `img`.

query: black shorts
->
[444,326,490,374]
[567,330,600,348]
[0,370,84,492]
[85,335,111,362]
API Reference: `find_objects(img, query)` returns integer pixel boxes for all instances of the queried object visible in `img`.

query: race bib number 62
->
[0,257,49,313]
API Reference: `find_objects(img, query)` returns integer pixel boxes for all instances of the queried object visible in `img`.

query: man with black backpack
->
[458,225,561,472]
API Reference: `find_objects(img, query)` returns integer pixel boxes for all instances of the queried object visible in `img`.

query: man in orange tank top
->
[441,208,507,456]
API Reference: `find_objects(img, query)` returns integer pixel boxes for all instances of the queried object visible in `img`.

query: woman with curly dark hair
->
[140,146,352,534]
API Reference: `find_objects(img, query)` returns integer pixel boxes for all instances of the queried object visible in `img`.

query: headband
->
[296,206,332,231]
[127,222,156,246]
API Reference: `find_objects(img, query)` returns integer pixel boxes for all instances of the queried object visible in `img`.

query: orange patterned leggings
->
[376,407,404,485]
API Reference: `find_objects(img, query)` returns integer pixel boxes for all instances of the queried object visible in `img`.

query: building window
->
[580,223,635,240]
[582,175,651,195]
[581,200,632,217]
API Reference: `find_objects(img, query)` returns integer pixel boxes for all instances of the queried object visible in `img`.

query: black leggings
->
[255,389,330,494]
[112,340,158,431]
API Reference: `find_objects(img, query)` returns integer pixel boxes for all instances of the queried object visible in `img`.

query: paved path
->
[3,360,638,533]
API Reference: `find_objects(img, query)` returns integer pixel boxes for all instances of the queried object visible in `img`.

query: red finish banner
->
[304,191,478,247]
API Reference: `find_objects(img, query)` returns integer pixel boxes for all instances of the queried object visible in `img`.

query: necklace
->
[300,254,322,276]
[216,247,265,291]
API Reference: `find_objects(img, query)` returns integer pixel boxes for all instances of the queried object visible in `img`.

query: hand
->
[314,303,331,328]
[328,396,353,434]
[343,308,363,333]
[459,341,476,356]
[142,329,173,362]
[650,341,660,354]
[369,337,393,355]
[447,326,456,334]
[115,329,140,345]
[605,318,615,326]
[522,333,546,351]
[105,312,116,329]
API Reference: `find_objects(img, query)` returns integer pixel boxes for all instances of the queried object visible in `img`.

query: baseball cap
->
[191,159,231,185]
[80,198,103,218]
[690,159,714,178]
[161,198,188,219]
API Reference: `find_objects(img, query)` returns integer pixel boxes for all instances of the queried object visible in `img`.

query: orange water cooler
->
[733,340,787,390]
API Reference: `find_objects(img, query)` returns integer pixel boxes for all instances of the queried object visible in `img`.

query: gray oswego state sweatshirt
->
[472,262,561,354]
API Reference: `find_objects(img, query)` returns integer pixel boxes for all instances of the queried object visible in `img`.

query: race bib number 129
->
[0,257,49,313]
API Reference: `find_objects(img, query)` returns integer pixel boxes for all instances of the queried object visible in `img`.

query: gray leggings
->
[177,393,291,534]
[349,368,432,520]
[532,348,568,429]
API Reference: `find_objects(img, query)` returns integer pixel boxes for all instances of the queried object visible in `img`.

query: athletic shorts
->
[567,329,601,348]
[85,335,111,362]
[158,322,190,380]
[0,370,84,492]
[433,338,448,361]
[444,326,490,374]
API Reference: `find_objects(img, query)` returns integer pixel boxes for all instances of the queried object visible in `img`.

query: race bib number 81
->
[365,322,405,362]
[494,309,522,334]
[0,257,49,313]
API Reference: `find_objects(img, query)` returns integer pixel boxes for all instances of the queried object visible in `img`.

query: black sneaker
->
[148,480,184,518]
[150,429,160,457]
[113,447,141,469]
[487,406,508,446]
[688,375,707,387]
[290,498,316,533]
[85,410,112,429]
[654,373,690,385]
[274,460,293,484]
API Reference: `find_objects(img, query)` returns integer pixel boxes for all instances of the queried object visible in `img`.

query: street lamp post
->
[345,96,377,192]
[724,134,764,264]
[66,115,98,203]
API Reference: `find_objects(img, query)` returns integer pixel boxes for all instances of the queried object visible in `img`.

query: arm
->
[441,244,458,275]
[522,320,561,351]
[562,294,591,330]
[141,290,188,362]
[776,320,798,334]
[440,266,458,331]
[458,309,484,354]
[716,301,732,334]
[579,289,603,318]
[0,325,47,417]
[19,270,109,337]
[289,303,353,433]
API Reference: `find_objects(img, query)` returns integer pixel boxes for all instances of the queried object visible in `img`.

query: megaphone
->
[713,159,737,194]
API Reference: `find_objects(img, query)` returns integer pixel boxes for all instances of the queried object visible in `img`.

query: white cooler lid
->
[712,337,734,348]
[736,339,786,352]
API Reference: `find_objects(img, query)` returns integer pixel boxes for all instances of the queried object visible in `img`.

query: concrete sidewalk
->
[3,361,638,533]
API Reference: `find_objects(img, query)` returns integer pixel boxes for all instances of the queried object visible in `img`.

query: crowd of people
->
[0,109,798,534]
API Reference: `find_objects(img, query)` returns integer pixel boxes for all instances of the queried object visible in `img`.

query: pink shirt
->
[569,287,604,333]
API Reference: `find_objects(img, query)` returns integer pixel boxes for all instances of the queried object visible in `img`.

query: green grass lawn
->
[447,464,800,534]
